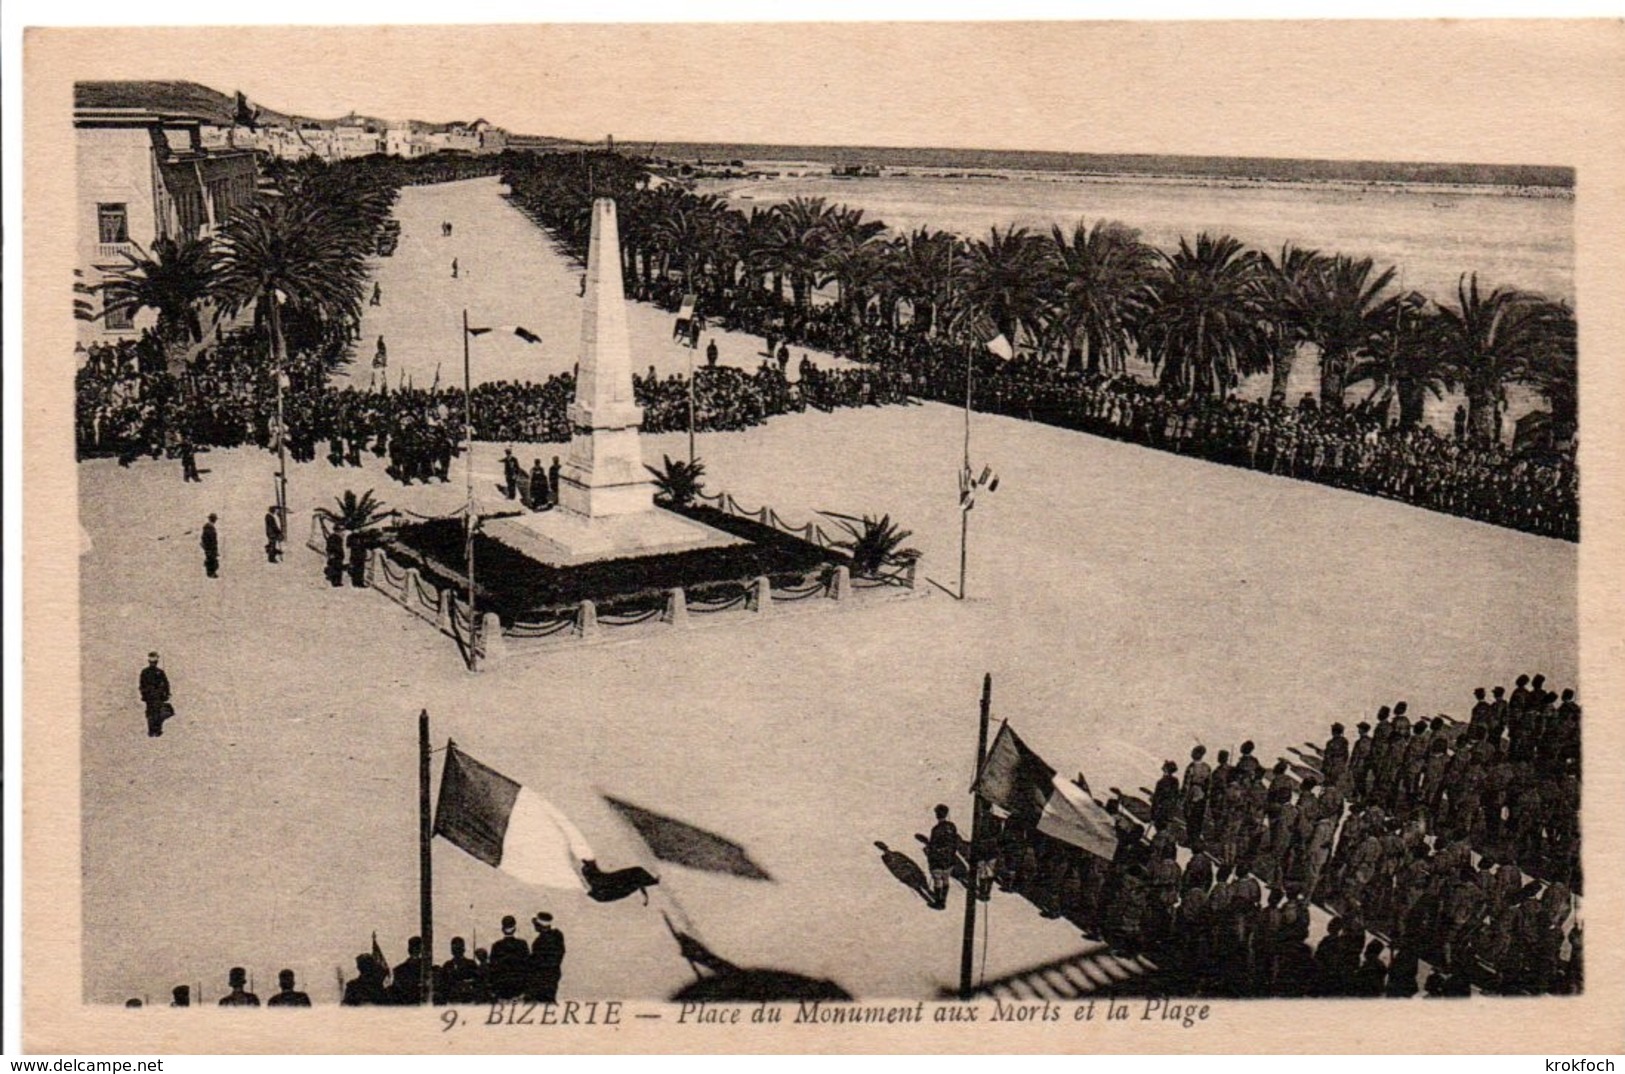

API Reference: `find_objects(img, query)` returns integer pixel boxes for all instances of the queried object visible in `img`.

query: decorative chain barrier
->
[504,616,575,639]
[413,574,443,614]
[599,606,665,627]
[771,575,830,602]
[378,555,408,587]
[688,591,750,615]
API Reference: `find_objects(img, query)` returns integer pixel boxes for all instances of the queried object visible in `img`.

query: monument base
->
[483,506,745,567]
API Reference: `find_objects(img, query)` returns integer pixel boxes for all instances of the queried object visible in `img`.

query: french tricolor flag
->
[433,743,657,901]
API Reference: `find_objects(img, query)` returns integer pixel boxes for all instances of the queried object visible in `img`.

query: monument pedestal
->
[483,507,743,567]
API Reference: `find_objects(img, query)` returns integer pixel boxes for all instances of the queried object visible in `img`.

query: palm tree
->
[1520,299,1578,438]
[1254,243,1326,405]
[645,454,706,508]
[98,236,215,371]
[1434,274,1573,442]
[766,196,837,321]
[1345,298,1452,429]
[1304,254,1399,410]
[888,227,961,337]
[1139,233,1267,397]
[211,195,370,386]
[1049,220,1157,375]
[956,226,1057,355]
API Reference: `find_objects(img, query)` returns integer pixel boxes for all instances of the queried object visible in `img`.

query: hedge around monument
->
[387,503,848,621]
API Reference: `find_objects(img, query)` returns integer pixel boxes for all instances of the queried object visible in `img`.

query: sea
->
[694,169,1573,305]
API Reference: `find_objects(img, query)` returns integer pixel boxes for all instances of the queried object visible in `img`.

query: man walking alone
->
[139,651,171,738]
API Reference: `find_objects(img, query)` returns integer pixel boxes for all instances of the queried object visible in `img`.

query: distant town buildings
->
[74,80,518,343]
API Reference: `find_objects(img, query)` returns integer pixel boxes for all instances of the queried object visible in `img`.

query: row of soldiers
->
[343,913,566,1006]
[959,679,1580,996]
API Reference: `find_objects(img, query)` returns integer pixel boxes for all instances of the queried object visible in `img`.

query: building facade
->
[75,82,259,345]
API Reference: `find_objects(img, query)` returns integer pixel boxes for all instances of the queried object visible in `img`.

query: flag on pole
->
[972,721,1057,819]
[468,324,542,344]
[960,462,1000,512]
[434,744,657,902]
[603,794,773,880]
[371,932,390,983]
[965,312,1014,360]
[1035,775,1117,860]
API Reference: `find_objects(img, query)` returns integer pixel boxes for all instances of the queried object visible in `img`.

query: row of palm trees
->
[93,155,409,387]
[505,151,1577,438]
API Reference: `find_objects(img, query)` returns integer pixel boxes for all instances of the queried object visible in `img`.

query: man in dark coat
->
[528,459,549,510]
[502,448,521,500]
[549,456,563,504]
[201,513,220,577]
[439,937,483,1005]
[528,912,566,1004]
[389,935,428,1005]
[325,525,346,587]
[489,915,530,1000]
[264,505,283,563]
[180,438,201,482]
[266,969,311,1007]
[139,651,171,737]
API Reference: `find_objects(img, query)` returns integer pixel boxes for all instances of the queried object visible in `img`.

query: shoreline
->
[696,165,1573,202]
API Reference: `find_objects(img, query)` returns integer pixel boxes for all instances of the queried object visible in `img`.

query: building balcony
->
[93,241,136,262]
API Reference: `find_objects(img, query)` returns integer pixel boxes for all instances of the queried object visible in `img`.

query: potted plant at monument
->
[646,454,707,509]
[819,512,920,581]
[315,489,395,587]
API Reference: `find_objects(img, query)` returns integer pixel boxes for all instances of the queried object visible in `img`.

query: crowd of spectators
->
[958,677,1581,997]
[74,330,912,484]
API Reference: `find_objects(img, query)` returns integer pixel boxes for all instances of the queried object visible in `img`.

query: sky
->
[41,19,1619,165]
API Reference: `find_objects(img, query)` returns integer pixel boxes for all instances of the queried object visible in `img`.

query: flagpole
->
[959,673,992,1001]
[420,708,434,1005]
[270,294,289,558]
[462,309,478,672]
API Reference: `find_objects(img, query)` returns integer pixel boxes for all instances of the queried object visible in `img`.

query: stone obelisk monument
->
[557,198,656,517]
[481,196,739,566]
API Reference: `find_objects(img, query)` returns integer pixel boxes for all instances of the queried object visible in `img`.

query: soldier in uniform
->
[439,936,482,1006]
[924,804,959,910]
[1150,760,1182,832]
[1348,721,1373,797]
[342,954,389,1006]
[218,966,260,1007]
[1321,723,1350,790]
[389,936,428,1005]
[1182,745,1212,847]
[267,969,311,1007]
